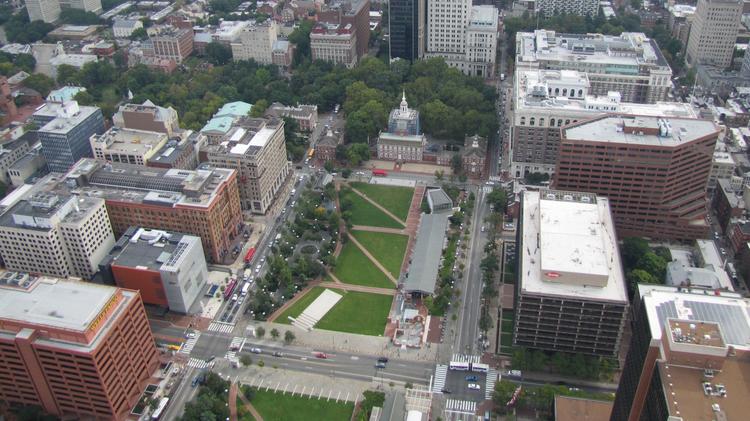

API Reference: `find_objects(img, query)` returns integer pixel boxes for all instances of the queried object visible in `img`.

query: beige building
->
[686,0,742,69]
[149,27,194,64]
[59,0,102,13]
[25,0,61,23]
[90,127,169,166]
[310,23,358,68]
[112,100,180,137]
[231,21,279,65]
[0,192,115,279]
[206,118,290,214]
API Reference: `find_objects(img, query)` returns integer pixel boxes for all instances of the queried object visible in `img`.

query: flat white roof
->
[564,115,719,147]
[248,127,276,147]
[520,190,628,303]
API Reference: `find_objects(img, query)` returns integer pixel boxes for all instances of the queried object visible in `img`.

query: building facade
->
[555,115,719,240]
[205,118,290,214]
[34,101,105,173]
[265,103,318,132]
[516,30,673,104]
[340,0,370,58]
[310,23,358,68]
[510,69,698,177]
[462,134,487,179]
[25,0,61,23]
[112,100,180,137]
[514,189,629,357]
[536,0,598,17]
[0,274,159,420]
[388,0,425,62]
[103,227,208,313]
[686,0,742,69]
[149,27,194,64]
[230,21,279,65]
[0,192,115,279]
[90,127,169,166]
[667,4,696,49]
[377,93,427,162]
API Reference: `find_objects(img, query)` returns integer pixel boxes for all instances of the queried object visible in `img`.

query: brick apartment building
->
[555,115,720,240]
[0,273,159,420]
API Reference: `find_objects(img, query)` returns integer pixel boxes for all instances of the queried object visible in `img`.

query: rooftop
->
[379,132,425,144]
[215,101,252,119]
[563,115,719,148]
[108,227,199,272]
[35,101,101,135]
[426,188,453,211]
[47,86,86,103]
[554,395,613,421]
[404,213,451,294]
[91,127,168,157]
[469,5,498,27]
[0,192,105,231]
[520,190,628,303]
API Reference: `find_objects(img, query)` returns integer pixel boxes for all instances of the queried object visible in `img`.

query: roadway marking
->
[301,385,306,397]
[350,356,359,360]
[336,391,341,403]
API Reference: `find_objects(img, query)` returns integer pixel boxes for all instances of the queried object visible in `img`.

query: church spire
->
[400,90,408,113]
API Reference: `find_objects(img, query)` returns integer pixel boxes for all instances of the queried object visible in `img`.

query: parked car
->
[468,383,481,390]
[465,375,478,382]
[273,351,284,357]
[185,332,196,339]
[313,352,328,359]
[441,389,452,394]
[375,362,386,368]
[377,357,389,363]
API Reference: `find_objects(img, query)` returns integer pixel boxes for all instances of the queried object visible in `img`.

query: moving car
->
[185,332,196,339]
[375,362,386,368]
[313,352,328,359]
[273,351,284,357]
[467,383,481,390]
[249,347,262,354]
[465,375,478,382]
[377,357,389,363]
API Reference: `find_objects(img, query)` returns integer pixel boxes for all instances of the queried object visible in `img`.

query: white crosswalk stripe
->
[445,399,476,414]
[451,354,481,364]
[229,336,244,350]
[432,364,448,393]
[187,358,209,369]
[485,368,499,400]
[208,321,235,333]
[225,351,236,360]
[179,334,200,354]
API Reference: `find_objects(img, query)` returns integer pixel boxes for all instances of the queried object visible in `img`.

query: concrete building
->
[8,145,47,187]
[667,4,696,49]
[686,0,742,69]
[377,93,426,162]
[515,189,629,357]
[147,135,199,170]
[425,1,498,77]
[113,19,143,38]
[610,285,750,421]
[0,192,115,279]
[50,158,242,263]
[265,102,318,132]
[536,0,598,17]
[555,115,720,240]
[388,0,426,62]
[149,27,194,64]
[0,273,159,420]
[462,134,487,179]
[516,30,673,103]
[103,227,208,313]
[310,23,358,68]
[205,118,290,214]
[0,135,34,184]
[709,151,737,190]
[112,100,181,137]
[230,21,279,65]
[34,101,105,173]
[426,188,453,213]
[58,0,102,13]
[90,127,169,166]
[25,0,61,23]
[510,69,697,177]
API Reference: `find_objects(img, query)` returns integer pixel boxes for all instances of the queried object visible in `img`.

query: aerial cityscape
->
[1,0,750,420]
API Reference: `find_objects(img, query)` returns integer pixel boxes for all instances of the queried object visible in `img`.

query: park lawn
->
[340,188,404,229]
[317,291,393,336]
[350,182,414,221]
[333,242,394,289]
[273,287,327,325]
[351,230,408,278]
[250,388,354,421]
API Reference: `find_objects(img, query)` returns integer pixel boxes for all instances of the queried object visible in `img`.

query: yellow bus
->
[307,148,315,159]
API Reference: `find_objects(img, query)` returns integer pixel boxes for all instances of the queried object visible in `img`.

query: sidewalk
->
[318,280,396,295]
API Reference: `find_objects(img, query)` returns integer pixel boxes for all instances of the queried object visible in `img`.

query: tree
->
[284,330,296,344]
[435,170,444,181]
[73,90,95,105]
[324,160,335,173]
[288,20,314,65]
[250,99,269,117]
[449,211,464,227]
[56,64,81,85]
[22,73,55,97]
[636,252,667,281]
[239,354,252,366]
[270,328,280,340]
[341,168,352,178]
[5,10,54,43]
[620,237,650,269]
[205,42,233,65]
[487,188,508,213]
[129,27,148,41]
[255,326,266,338]
[493,380,519,413]
[347,143,370,166]
[60,9,102,25]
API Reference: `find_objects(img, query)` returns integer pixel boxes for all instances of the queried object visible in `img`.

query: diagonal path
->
[346,233,398,284]
[351,225,406,235]
[267,280,322,322]
[317,281,396,295]
[236,383,265,421]
[349,187,407,227]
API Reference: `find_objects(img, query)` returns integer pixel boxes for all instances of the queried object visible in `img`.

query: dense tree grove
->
[4,9,55,43]
[620,237,671,296]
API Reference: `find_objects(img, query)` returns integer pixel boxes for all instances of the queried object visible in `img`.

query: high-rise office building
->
[230,21,279,65]
[33,101,105,173]
[514,189,629,357]
[610,284,750,421]
[536,0,598,17]
[686,0,742,69]
[0,273,159,420]
[555,114,720,240]
[389,0,425,62]
[25,0,61,23]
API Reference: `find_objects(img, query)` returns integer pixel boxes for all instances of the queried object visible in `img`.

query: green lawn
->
[340,188,404,229]
[333,242,394,289]
[274,287,327,325]
[317,291,393,336]
[501,319,514,333]
[351,230,408,278]
[250,387,354,421]
[500,333,513,347]
[350,182,414,221]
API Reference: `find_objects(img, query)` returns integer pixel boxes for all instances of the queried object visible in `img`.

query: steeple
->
[400,90,408,114]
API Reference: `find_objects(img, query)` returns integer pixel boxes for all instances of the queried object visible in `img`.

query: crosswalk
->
[208,321,235,333]
[451,354,481,364]
[432,364,448,393]
[485,368,499,400]
[187,358,210,369]
[179,334,200,354]
[445,399,476,414]
[225,351,236,361]
[229,336,245,351]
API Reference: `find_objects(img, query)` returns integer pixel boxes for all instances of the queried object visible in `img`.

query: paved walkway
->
[229,381,239,421]
[267,280,322,322]
[237,384,265,421]
[318,281,396,295]
[401,185,425,275]
[346,233,398,284]
[349,187,407,227]
[351,225,406,235]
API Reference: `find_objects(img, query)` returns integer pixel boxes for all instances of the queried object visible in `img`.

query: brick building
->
[149,27,194,64]
[462,134,487,179]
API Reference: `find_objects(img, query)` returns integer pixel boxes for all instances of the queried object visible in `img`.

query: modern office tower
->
[149,27,194,64]
[514,189,629,357]
[610,284,750,421]
[0,192,115,279]
[25,0,61,23]
[0,273,159,420]
[230,21,279,65]
[389,0,425,62]
[310,23,358,68]
[101,227,208,313]
[112,100,181,137]
[516,30,673,103]
[33,101,105,173]
[509,69,697,177]
[53,158,242,262]
[686,0,742,69]
[555,115,720,240]
[536,0,598,17]
[205,118,290,214]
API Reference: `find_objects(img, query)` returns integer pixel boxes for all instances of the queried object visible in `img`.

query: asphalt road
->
[161,365,199,421]
[190,330,233,360]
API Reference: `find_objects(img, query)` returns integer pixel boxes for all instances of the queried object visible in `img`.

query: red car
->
[313,352,328,359]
